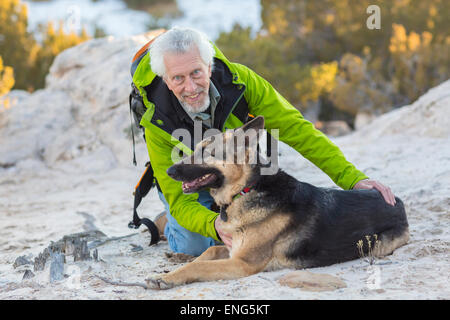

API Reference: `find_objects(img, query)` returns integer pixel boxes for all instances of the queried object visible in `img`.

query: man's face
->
[163,46,212,113]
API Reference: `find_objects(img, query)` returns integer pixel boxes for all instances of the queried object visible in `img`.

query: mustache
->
[181,88,206,98]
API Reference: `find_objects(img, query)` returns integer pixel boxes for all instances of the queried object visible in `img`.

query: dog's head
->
[167,116,264,201]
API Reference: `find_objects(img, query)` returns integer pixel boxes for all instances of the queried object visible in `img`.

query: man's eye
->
[192,69,201,77]
[173,76,183,82]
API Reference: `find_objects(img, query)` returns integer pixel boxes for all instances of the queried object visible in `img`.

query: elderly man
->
[130,27,395,256]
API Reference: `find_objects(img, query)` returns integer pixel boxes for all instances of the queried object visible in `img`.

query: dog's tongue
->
[182,177,203,191]
[183,180,199,189]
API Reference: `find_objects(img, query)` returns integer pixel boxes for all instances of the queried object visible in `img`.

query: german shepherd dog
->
[147,116,409,290]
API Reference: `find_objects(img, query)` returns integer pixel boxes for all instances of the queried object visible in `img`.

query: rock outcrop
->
[0,32,163,173]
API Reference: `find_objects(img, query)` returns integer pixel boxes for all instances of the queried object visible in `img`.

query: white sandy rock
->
[349,80,450,140]
[0,33,156,171]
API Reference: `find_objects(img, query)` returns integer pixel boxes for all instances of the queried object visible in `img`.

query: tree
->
[217,0,450,123]
[31,21,90,89]
[387,24,450,104]
[216,24,337,111]
[0,55,15,107]
[0,0,37,91]
[0,0,91,91]
[330,53,391,116]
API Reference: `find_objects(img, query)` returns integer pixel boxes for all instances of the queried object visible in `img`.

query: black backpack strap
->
[128,88,137,166]
[128,162,160,246]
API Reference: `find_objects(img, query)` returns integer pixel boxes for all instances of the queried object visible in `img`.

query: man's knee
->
[158,190,216,256]
[167,231,215,257]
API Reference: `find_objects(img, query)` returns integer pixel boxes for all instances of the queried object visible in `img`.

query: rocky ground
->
[0,33,449,300]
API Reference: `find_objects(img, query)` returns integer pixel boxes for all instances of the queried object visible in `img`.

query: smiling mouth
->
[185,93,200,100]
[182,90,206,103]
[182,173,217,193]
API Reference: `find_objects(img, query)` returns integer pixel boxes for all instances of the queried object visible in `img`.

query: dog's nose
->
[166,165,177,178]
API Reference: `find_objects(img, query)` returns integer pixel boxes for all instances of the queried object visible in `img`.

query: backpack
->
[127,30,166,246]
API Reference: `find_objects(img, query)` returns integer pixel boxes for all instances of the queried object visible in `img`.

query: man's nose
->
[184,77,197,92]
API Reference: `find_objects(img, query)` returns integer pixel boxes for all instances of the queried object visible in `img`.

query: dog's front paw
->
[146,276,174,290]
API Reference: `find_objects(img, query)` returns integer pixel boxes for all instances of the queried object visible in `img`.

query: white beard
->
[180,94,210,114]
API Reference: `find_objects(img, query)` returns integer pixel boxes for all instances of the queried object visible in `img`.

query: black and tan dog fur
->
[147,116,409,289]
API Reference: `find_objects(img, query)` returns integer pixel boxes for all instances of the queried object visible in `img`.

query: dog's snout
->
[166,165,178,178]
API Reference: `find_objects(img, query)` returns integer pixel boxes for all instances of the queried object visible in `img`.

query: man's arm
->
[235,63,368,190]
[144,126,221,240]
[234,63,396,205]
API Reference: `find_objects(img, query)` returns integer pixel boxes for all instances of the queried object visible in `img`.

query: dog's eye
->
[203,149,215,158]
[202,145,215,158]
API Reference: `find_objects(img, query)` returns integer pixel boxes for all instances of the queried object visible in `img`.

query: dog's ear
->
[241,116,265,132]
[232,116,264,164]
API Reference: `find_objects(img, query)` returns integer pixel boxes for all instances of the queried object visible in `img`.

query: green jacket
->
[132,45,368,241]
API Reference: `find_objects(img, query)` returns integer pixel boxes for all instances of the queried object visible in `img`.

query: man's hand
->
[214,216,232,248]
[353,179,396,206]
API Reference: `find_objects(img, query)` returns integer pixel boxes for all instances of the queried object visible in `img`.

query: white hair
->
[149,27,215,77]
